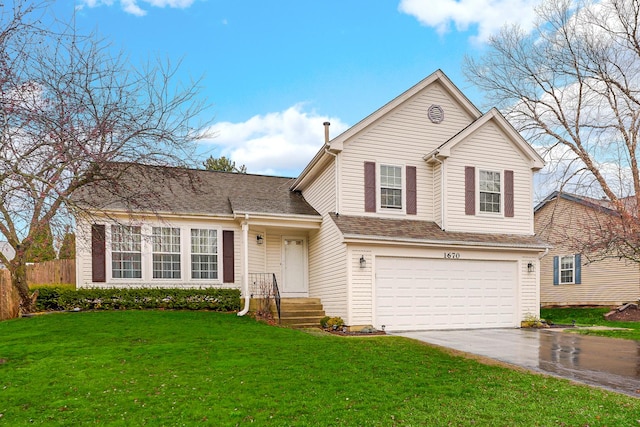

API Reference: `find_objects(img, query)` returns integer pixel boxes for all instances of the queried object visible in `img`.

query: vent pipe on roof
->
[323,121,330,145]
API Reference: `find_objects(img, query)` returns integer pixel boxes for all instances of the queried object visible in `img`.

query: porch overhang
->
[232,212,322,230]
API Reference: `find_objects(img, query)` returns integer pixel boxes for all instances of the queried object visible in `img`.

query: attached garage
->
[375,256,518,331]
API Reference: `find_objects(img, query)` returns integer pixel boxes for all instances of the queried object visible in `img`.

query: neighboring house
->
[535,191,640,306]
[75,70,547,331]
[0,242,16,269]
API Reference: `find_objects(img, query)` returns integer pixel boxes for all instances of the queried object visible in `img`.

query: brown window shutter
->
[222,230,235,283]
[465,166,475,215]
[504,170,514,217]
[91,224,106,283]
[364,161,376,212]
[406,166,417,215]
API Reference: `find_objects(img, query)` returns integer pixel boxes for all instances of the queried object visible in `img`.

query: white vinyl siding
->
[247,229,266,276]
[340,82,475,220]
[308,214,348,319]
[300,157,336,215]
[445,122,533,234]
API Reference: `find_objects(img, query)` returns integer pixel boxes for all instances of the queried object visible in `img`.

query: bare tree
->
[0,1,211,311]
[465,0,640,262]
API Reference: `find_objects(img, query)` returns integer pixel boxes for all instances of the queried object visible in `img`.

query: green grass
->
[541,307,640,340]
[1,311,639,426]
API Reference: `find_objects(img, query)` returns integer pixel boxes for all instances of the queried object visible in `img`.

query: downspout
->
[323,121,339,213]
[538,247,549,259]
[237,214,251,316]
[430,153,445,230]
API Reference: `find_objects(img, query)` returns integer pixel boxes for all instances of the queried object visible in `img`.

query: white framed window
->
[152,227,181,279]
[191,229,218,279]
[479,170,501,213]
[380,164,402,209]
[560,255,575,284]
[111,225,142,279]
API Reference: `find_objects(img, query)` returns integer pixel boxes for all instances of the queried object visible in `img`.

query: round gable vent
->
[428,105,444,124]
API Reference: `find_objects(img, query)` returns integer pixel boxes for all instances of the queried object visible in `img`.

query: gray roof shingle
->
[73,163,320,217]
[329,213,548,249]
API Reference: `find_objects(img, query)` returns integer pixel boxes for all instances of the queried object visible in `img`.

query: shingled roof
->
[534,191,636,215]
[329,213,547,249]
[72,162,320,217]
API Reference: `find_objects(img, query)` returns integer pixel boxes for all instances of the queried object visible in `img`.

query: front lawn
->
[541,307,640,340]
[1,311,638,426]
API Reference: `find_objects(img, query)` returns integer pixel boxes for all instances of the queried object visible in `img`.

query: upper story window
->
[111,225,142,279]
[380,165,402,209]
[152,227,181,279]
[191,229,218,279]
[559,255,575,284]
[479,170,501,213]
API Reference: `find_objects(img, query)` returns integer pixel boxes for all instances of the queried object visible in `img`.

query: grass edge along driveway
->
[0,310,638,426]
[542,307,640,341]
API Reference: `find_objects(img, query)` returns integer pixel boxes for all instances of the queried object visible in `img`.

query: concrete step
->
[279,310,325,318]
[276,298,326,328]
[279,305,323,313]
[280,317,325,328]
[280,298,322,305]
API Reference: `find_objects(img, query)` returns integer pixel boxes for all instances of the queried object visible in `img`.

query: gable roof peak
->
[426,107,545,171]
[293,69,482,190]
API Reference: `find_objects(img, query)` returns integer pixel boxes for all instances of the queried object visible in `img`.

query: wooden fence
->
[0,259,76,320]
[27,259,76,285]
[0,269,19,321]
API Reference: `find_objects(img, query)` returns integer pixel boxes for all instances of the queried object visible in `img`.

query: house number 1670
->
[444,252,460,259]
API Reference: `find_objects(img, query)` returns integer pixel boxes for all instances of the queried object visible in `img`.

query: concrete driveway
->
[393,328,640,397]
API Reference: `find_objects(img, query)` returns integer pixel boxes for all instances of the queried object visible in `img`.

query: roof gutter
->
[341,233,549,250]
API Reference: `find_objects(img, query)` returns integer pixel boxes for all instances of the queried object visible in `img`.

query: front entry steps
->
[278,298,325,328]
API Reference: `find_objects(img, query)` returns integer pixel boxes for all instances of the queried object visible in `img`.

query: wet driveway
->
[393,328,640,397]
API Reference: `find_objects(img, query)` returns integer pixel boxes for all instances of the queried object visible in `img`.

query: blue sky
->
[55,0,541,177]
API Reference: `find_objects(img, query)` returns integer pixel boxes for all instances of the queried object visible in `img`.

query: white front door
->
[282,238,307,296]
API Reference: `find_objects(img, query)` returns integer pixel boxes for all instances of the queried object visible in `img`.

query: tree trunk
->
[10,258,35,314]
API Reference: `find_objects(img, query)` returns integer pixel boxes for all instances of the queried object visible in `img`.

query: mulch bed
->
[604,303,640,321]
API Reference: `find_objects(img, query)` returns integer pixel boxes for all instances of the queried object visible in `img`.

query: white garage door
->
[375,257,517,331]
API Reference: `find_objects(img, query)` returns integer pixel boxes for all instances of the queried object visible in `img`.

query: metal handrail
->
[248,273,281,324]
[272,273,281,323]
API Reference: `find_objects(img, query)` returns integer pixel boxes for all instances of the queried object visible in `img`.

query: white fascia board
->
[342,234,549,251]
[89,209,235,221]
[233,212,323,229]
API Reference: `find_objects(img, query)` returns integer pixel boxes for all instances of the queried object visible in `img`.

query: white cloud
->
[121,0,147,16]
[199,104,350,176]
[78,0,196,16]
[399,0,542,43]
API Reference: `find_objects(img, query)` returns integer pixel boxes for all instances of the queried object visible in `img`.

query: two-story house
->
[75,70,547,331]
